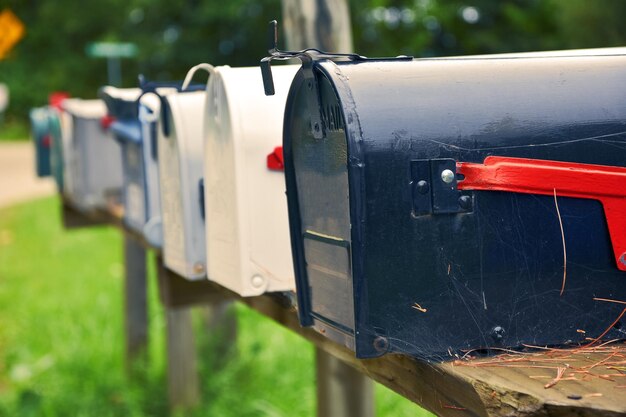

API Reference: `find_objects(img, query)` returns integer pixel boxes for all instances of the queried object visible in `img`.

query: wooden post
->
[200,301,238,362]
[316,347,375,417]
[155,260,237,411]
[280,3,373,415]
[156,260,201,410]
[166,306,200,410]
[281,0,354,53]
[123,234,148,368]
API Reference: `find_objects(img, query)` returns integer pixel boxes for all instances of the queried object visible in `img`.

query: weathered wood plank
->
[156,259,228,308]
[239,292,626,417]
[61,200,108,229]
[448,348,626,417]
[61,198,150,246]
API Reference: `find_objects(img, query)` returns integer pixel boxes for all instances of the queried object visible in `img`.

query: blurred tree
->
[0,0,281,118]
[351,0,561,57]
[553,0,626,49]
[0,0,625,121]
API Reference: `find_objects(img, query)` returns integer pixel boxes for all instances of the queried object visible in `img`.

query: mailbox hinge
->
[411,159,473,216]
[260,20,412,139]
[457,156,626,271]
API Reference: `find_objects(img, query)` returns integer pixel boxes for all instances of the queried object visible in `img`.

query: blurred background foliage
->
[1,0,626,124]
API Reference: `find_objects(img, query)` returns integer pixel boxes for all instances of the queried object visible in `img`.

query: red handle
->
[100,115,116,130]
[457,156,626,271]
[267,146,284,171]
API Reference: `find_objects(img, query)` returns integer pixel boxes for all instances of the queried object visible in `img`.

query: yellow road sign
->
[0,9,25,59]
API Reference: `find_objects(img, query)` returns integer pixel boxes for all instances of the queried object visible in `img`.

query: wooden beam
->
[238,292,626,417]
[61,200,108,229]
[156,260,229,308]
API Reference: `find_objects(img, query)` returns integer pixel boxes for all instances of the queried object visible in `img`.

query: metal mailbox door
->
[100,87,147,233]
[60,98,123,211]
[157,86,207,280]
[204,65,298,296]
[281,47,626,360]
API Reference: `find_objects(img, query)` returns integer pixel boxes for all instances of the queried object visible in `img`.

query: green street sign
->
[86,42,138,58]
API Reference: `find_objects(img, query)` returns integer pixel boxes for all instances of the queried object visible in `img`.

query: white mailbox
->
[61,98,123,211]
[204,65,298,296]
[156,83,207,280]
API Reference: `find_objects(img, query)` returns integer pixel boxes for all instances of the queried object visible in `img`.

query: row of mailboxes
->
[45,41,626,361]
[91,65,298,293]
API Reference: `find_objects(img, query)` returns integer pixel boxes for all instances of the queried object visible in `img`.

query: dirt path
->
[0,142,56,208]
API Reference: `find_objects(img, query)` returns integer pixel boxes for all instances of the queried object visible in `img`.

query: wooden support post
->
[201,300,238,362]
[157,259,224,411]
[166,306,200,410]
[316,348,375,417]
[280,2,373,416]
[123,234,148,368]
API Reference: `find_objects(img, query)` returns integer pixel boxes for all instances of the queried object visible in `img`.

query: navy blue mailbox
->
[263,25,626,360]
[99,86,163,247]
[29,107,52,177]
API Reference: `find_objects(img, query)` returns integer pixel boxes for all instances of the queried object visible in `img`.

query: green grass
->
[0,117,29,141]
[0,197,434,417]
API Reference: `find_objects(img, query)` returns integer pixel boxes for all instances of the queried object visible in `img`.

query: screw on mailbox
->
[491,326,505,342]
[251,274,265,288]
[416,180,429,195]
[458,195,472,210]
[193,262,205,274]
[373,336,390,353]
[441,169,455,184]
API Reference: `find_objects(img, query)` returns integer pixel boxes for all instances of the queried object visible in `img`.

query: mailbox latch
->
[457,156,626,271]
[411,159,473,216]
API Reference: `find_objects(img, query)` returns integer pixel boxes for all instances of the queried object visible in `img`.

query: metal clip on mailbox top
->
[260,20,412,139]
